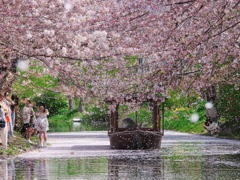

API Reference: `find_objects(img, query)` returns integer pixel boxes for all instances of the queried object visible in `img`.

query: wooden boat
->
[105,94,165,149]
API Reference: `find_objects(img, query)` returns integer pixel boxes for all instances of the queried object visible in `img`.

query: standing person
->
[19,97,27,109]
[10,94,19,137]
[18,97,27,131]
[22,100,36,143]
[3,92,14,138]
[35,102,49,147]
[206,97,218,123]
[0,94,8,149]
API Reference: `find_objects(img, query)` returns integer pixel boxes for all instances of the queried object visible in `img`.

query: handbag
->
[0,117,6,128]
[30,115,36,127]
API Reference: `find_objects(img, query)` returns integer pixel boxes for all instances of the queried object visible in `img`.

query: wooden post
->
[110,111,115,133]
[115,104,119,131]
[161,102,165,135]
[153,102,158,131]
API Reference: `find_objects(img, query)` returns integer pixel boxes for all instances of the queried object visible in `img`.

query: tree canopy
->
[1,0,239,103]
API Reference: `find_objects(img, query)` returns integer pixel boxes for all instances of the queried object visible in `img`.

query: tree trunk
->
[0,58,17,92]
[68,96,75,110]
[201,85,217,102]
[78,97,85,113]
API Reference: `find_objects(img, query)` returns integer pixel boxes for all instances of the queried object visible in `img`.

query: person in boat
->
[122,117,137,128]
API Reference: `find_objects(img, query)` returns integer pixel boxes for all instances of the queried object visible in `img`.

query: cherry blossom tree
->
[0,0,239,103]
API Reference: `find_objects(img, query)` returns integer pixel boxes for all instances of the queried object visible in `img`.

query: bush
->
[32,91,68,117]
[164,100,207,134]
[217,84,240,122]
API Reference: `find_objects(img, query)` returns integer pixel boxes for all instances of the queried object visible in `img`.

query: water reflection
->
[49,121,107,132]
[3,152,240,179]
[9,158,49,180]
[0,160,8,180]
[69,122,85,132]
[12,157,109,180]
[161,145,240,180]
[4,130,240,179]
[108,154,163,180]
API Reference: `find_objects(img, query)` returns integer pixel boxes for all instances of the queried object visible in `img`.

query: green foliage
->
[165,90,201,109]
[137,108,152,124]
[164,99,207,134]
[106,69,119,77]
[163,90,206,133]
[118,103,153,127]
[125,109,152,123]
[13,64,59,99]
[81,106,108,122]
[125,56,138,67]
[161,88,240,137]
[49,108,79,121]
[48,120,73,132]
[217,84,240,122]
[32,91,68,117]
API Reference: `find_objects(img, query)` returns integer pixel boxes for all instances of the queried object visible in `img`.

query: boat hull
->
[108,130,162,149]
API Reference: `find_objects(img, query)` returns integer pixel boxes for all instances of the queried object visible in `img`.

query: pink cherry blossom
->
[0,0,239,104]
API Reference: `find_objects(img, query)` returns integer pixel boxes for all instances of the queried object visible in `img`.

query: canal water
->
[1,122,240,180]
[48,120,108,132]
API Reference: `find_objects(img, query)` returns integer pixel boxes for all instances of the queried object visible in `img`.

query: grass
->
[164,116,206,134]
[164,107,207,134]
[164,109,240,139]
[49,109,81,121]
[0,131,40,158]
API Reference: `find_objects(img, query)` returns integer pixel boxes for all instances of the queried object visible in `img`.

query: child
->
[204,117,213,127]
[203,117,219,135]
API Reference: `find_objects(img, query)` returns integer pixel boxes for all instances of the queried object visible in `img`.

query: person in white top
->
[22,100,36,143]
[0,94,8,149]
[35,102,49,147]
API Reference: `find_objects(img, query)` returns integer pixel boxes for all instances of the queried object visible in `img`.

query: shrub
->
[32,91,68,117]
[217,84,240,122]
